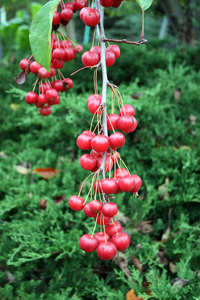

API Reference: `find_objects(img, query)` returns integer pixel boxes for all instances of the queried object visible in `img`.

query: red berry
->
[117,115,137,132]
[82,51,100,67]
[76,131,95,150]
[62,78,73,91]
[52,80,64,92]
[87,94,102,103]
[25,91,38,104]
[53,11,61,25]
[111,232,130,250]
[91,135,110,153]
[64,48,76,62]
[48,95,60,105]
[113,168,129,179]
[118,175,135,192]
[83,203,98,217]
[106,44,120,59]
[112,0,122,7]
[105,221,122,237]
[130,175,142,193]
[19,59,30,70]
[45,88,59,101]
[107,114,119,130]
[39,105,52,116]
[102,202,118,218]
[80,7,88,20]
[100,0,115,7]
[79,234,98,252]
[38,94,47,104]
[90,45,101,56]
[109,132,125,150]
[122,117,137,133]
[97,242,117,260]
[53,48,66,60]
[82,8,100,27]
[80,154,96,171]
[52,59,65,69]
[120,104,135,116]
[68,195,85,211]
[38,67,51,79]
[105,50,116,67]
[61,8,73,21]
[75,0,87,10]
[101,178,118,194]
[30,61,42,74]
[75,44,83,53]
[87,98,102,115]
[89,200,102,212]
[94,232,110,243]
[39,82,52,93]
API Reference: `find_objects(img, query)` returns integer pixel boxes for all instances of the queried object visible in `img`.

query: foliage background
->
[0,1,200,299]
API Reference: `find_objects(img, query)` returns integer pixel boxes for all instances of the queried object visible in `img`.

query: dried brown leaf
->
[131,92,145,100]
[14,165,31,175]
[171,278,190,288]
[126,289,144,300]
[136,220,153,234]
[113,252,131,278]
[131,257,143,274]
[174,88,181,101]
[14,71,26,85]
[156,250,168,266]
[32,168,60,179]
[169,262,178,274]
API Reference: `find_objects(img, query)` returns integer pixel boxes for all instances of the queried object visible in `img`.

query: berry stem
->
[95,0,108,181]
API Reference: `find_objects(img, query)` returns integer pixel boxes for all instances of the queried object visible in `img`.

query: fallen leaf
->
[156,250,168,266]
[113,252,131,279]
[126,289,144,300]
[174,88,181,101]
[171,278,190,288]
[14,165,31,175]
[131,257,143,274]
[161,226,171,241]
[10,103,20,111]
[135,220,153,234]
[14,71,26,85]
[32,168,60,179]
[189,114,197,125]
[0,152,7,158]
[169,262,178,274]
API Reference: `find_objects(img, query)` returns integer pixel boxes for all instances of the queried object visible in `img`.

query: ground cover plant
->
[0,0,200,299]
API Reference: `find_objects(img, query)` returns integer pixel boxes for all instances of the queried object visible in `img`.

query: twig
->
[102,37,148,46]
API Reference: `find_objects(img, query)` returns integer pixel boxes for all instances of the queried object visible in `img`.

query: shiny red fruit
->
[100,0,115,7]
[93,180,103,193]
[80,154,96,171]
[79,234,98,252]
[106,44,120,59]
[19,59,30,70]
[89,200,102,212]
[130,175,142,193]
[39,105,52,116]
[111,232,130,250]
[68,195,85,211]
[38,94,47,104]
[122,117,137,133]
[91,135,110,152]
[81,51,100,67]
[107,114,119,130]
[118,175,135,192]
[45,88,59,101]
[97,242,117,260]
[25,91,38,104]
[53,11,61,25]
[97,156,114,172]
[94,213,111,225]
[113,168,129,179]
[94,232,110,243]
[109,132,125,150]
[82,8,100,27]
[120,104,135,116]
[105,221,122,237]
[30,61,42,74]
[83,203,98,217]
[76,131,96,150]
[101,178,118,194]
[102,202,118,218]
[117,115,135,132]
[61,8,73,21]
[105,50,116,67]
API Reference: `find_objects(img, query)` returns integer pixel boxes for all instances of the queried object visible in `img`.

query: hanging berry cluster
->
[68,0,143,261]
[18,0,149,261]
[16,0,87,116]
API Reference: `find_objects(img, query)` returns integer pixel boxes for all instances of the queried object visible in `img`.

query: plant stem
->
[95,0,108,181]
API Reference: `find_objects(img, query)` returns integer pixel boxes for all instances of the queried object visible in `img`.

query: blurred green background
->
[0,1,200,299]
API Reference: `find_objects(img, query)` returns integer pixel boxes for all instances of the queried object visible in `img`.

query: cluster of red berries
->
[68,94,142,260]
[53,0,87,27]
[69,196,130,260]
[18,2,85,116]
[82,44,120,67]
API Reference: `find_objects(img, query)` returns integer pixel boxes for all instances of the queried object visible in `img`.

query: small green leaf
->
[29,0,61,72]
[136,0,153,10]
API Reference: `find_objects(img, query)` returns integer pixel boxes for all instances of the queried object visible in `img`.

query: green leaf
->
[29,0,61,72]
[136,0,153,10]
